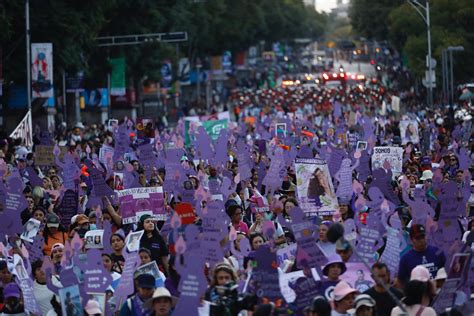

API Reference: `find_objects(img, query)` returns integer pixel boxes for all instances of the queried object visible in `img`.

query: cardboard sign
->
[35,145,68,166]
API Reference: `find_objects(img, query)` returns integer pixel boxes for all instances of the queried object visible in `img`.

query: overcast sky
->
[316,0,340,13]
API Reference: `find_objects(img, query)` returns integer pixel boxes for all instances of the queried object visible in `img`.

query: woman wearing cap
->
[352,294,376,316]
[0,283,26,316]
[145,288,176,316]
[43,213,67,257]
[332,281,358,316]
[84,299,102,316]
[391,266,436,316]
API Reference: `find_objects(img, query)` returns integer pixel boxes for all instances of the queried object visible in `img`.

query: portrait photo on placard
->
[126,230,144,252]
[20,218,41,243]
[356,141,368,151]
[84,230,104,249]
[447,253,469,280]
[87,292,106,315]
[59,284,83,316]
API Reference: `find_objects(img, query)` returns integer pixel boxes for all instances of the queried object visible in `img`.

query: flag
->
[10,110,33,148]
[31,43,53,98]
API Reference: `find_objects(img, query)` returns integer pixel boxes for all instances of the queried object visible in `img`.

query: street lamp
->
[408,0,433,108]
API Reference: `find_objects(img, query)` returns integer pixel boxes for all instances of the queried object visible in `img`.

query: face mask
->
[89,224,97,230]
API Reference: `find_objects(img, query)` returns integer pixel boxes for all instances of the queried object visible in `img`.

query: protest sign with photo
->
[85,230,104,249]
[135,261,165,287]
[117,187,165,224]
[125,230,144,252]
[399,120,420,145]
[294,158,338,216]
[20,218,41,243]
[371,147,404,177]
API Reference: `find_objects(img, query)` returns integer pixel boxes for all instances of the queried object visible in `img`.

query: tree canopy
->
[350,0,474,81]
[0,0,327,91]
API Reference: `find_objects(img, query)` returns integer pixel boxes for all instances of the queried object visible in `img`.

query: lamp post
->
[408,0,433,108]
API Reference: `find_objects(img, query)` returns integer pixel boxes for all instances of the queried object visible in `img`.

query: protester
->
[391,266,437,316]
[305,296,331,316]
[137,215,169,276]
[398,224,446,285]
[144,288,176,316]
[0,283,26,316]
[364,262,403,316]
[0,75,472,315]
[119,274,156,316]
[352,294,377,316]
[32,260,56,316]
[331,281,357,316]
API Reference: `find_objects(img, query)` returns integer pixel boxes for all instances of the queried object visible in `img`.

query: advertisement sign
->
[110,57,126,96]
[66,71,85,93]
[161,60,172,88]
[84,88,109,107]
[31,43,53,98]
[184,118,228,146]
[178,58,190,85]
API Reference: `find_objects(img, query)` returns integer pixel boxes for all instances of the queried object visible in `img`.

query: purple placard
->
[379,226,401,279]
[113,251,140,311]
[117,187,165,224]
[58,189,79,226]
[290,207,327,268]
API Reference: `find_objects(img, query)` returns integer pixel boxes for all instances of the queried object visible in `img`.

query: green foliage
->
[0,0,326,90]
[351,0,474,80]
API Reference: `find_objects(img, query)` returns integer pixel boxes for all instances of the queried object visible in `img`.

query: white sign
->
[372,147,404,177]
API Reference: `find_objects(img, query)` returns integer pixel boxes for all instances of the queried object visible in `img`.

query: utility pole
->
[25,0,31,112]
[408,0,433,108]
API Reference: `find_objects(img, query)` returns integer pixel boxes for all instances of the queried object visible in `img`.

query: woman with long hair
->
[137,214,170,276]
[391,266,436,316]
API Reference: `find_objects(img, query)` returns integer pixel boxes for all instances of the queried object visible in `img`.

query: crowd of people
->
[0,77,473,316]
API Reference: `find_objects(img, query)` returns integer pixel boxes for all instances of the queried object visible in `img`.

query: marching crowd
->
[0,79,473,316]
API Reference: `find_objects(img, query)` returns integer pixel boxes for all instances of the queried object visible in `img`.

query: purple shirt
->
[398,245,446,284]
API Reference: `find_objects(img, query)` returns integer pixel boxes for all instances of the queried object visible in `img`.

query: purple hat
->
[4,283,21,299]
[322,254,346,276]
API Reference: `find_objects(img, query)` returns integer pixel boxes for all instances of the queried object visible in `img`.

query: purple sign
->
[117,187,165,224]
